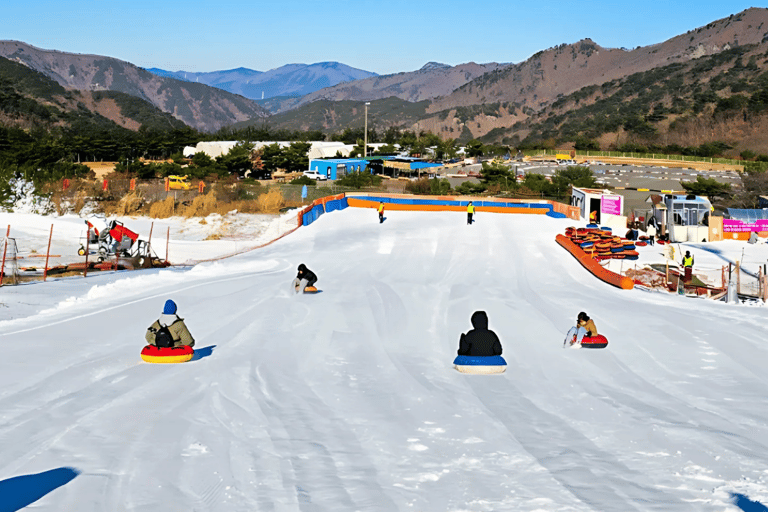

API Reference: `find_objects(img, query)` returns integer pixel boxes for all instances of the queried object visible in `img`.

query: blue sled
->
[453,355,507,374]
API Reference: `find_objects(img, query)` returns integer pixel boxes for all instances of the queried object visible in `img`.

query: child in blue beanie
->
[146,299,195,347]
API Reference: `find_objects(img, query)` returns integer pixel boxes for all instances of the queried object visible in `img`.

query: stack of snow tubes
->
[563,227,639,262]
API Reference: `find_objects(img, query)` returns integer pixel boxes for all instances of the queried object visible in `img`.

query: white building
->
[183,141,356,160]
[570,187,627,232]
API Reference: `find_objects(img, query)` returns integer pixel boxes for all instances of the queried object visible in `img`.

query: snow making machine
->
[78,218,166,269]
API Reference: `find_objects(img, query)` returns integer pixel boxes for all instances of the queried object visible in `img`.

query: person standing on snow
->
[682,251,694,282]
[457,311,503,356]
[467,201,475,225]
[564,311,598,348]
[646,222,656,246]
[378,202,385,224]
[146,299,195,348]
[294,263,318,293]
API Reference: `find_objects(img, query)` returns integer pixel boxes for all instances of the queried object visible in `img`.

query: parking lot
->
[512,162,742,218]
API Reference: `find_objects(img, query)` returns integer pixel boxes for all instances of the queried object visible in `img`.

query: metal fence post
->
[43,224,53,282]
[0,225,10,286]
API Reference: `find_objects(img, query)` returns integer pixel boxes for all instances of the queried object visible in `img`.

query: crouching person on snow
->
[146,299,195,348]
[293,263,318,293]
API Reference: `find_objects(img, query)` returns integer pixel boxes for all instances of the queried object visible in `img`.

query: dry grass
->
[149,196,176,218]
[41,180,302,219]
[109,190,144,216]
[256,188,285,213]
[182,192,219,218]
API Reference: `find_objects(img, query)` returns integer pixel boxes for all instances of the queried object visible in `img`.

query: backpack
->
[154,324,175,348]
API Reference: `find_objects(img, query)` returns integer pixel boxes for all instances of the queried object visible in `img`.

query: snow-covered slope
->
[1,208,768,511]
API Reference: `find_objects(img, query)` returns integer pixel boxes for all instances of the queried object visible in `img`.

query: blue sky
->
[5,1,762,75]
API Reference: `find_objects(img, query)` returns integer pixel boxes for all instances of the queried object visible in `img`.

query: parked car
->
[167,175,191,190]
[302,170,328,181]
[249,169,272,180]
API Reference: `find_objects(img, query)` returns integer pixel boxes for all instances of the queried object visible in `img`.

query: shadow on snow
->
[191,345,216,361]
[732,492,768,512]
[0,467,79,512]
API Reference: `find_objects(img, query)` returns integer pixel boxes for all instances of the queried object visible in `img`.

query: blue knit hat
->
[163,299,177,315]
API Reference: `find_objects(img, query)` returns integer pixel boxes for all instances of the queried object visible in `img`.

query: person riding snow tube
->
[564,312,607,349]
[454,311,506,373]
[142,299,196,363]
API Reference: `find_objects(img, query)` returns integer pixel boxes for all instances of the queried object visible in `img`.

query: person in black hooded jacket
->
[294,263,318,293]
[457,311,503,356]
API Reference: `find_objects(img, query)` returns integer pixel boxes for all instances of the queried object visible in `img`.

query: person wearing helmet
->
[293,263,318,293]
[145,299,195,348]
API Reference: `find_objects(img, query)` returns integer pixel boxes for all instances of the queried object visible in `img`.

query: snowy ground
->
[2,207,768,511]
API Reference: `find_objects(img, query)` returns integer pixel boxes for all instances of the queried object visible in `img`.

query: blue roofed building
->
[309,159,369,180]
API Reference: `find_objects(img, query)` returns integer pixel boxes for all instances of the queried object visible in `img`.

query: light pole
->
[364,102,370,158]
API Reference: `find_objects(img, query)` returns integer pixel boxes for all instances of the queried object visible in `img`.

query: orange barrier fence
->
[556,234,634,290]
[347,198,549,214]
[346,193,579,219]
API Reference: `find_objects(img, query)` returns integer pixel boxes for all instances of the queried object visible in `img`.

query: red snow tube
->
[140,345,194,363]
[581,335,608,349]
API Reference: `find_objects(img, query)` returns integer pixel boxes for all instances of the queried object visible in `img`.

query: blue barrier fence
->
[302,197,349,226]
[325,197,348,213]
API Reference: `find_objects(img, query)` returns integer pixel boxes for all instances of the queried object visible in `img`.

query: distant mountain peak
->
[420,62,451,71]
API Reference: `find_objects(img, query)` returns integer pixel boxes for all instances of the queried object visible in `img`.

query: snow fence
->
[296,193,578,229]
[345,194,574,218]
[297,194,348,227]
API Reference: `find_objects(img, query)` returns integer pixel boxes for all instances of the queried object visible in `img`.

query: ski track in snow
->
[1,208,768,510]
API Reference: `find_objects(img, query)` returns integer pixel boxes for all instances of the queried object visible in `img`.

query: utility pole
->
[364,102,370,159]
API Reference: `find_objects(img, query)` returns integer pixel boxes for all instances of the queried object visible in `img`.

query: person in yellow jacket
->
[378,202,385,223]
[682,250,694,282]
[467,201,475,225]
[589,210,597,224]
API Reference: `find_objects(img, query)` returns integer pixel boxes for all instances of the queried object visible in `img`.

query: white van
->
[302,170,328,181]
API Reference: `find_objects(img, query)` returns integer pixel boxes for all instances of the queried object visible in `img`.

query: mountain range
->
[0,41,268,132]
[146,62,377,100]
[3,8,768,155]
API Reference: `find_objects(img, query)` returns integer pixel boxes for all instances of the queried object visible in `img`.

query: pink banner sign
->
[600,195,622,216]
[723,219,768,232]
